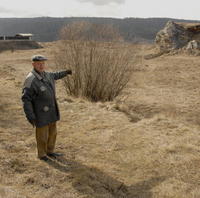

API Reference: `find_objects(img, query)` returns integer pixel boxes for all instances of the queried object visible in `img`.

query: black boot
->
[47,152,63,158]
[39,156,49,161]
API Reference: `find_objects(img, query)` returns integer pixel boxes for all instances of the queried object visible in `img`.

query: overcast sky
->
[0,0,199,20]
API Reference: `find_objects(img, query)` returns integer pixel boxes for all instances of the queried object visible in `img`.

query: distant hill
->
[0,17,199,42]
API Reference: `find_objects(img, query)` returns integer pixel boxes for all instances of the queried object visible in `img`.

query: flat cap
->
[31,55,48,62]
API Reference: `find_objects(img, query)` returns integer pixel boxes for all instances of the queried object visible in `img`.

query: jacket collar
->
[31,69,43,81]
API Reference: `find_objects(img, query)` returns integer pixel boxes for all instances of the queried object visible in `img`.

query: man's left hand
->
[28,119,36,128]
[66,70,72,75]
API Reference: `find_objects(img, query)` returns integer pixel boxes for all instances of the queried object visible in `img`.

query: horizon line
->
[0,16,199,21]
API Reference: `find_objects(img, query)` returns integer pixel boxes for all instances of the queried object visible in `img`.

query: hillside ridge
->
[0,17,199,42]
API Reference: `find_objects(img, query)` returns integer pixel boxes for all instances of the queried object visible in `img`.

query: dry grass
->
[0,43,200,198]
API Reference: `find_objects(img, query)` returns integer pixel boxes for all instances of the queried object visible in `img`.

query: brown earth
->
[0,43,200,198]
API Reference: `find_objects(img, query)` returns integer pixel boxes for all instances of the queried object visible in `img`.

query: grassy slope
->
[0,43,200,198]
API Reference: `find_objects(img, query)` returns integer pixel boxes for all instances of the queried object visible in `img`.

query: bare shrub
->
[55,21,134,102]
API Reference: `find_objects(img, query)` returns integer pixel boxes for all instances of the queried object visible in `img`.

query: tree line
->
[0,17,199,42]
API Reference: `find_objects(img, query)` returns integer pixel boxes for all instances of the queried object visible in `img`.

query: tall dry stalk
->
[55,21,134,102]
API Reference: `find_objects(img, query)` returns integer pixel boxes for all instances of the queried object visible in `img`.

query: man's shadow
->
[45,156,165,198]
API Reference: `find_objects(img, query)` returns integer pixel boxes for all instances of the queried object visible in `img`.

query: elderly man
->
[22,55,72,161]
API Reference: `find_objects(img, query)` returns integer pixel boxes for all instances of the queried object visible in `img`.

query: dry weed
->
[54,22,135,102]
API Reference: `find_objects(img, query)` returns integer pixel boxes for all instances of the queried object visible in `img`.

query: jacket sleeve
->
[50,70,70,80]
[21,85,37,121]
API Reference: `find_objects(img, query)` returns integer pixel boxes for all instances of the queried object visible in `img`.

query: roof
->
[15,33,33,37]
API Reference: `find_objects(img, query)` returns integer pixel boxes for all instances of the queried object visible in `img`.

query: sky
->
[0,0,199,20]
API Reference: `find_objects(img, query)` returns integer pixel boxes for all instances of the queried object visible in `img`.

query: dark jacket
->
[22,69,69,127]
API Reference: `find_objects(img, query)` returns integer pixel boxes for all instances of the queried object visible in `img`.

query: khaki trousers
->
[35,122,57,158]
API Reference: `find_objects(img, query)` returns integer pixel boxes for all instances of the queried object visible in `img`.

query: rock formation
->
[186,40,200,50]
[155,21,200,52]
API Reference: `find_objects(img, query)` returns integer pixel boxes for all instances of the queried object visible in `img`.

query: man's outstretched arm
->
[50,70,72,80]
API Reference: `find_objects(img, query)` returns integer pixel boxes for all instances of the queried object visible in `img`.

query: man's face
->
[32,61,46,73]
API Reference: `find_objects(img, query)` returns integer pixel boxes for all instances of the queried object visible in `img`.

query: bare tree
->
[54,21,134,102]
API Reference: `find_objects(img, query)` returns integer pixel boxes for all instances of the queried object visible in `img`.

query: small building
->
[0,33,33,41]
[15,33,33,40]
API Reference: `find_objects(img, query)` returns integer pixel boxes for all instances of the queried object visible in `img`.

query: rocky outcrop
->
[155,21,200,52]
[186,40,200,50]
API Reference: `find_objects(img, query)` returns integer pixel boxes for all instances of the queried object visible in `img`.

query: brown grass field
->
[0,42,200,198]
